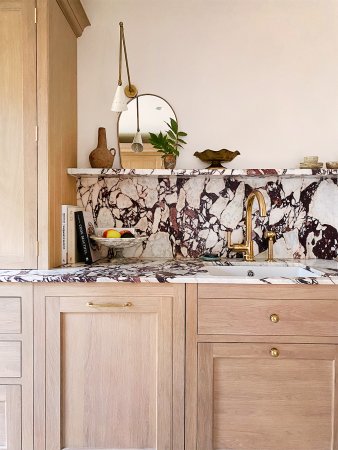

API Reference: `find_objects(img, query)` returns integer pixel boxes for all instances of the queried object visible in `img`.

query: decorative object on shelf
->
[131,96,143,152]
[118,94,177,169]
[89,127,115,168]
[148,117,187,169]
[111,22,138,113]
[162,154,176,169]
[194,149,240,169]
[326,161,338,169]
[299,156,323,169]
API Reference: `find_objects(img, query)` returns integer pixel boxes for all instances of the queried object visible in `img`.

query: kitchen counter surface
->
[0,258,338,284]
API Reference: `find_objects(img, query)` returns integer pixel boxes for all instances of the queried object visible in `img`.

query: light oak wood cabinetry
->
[0,285,33,450]
[0,0,37,268]
[0,0,89,269]
[186,284,338,450]
[37,0,90,268]
[34,283,185,450]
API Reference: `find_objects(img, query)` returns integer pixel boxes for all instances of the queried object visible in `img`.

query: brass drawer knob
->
[270,347,280,358]
[270,313,279,323]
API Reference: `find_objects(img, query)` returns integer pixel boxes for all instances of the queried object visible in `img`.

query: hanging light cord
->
[118,22,133,92]
[136,96,140,132]
[118,23,123,86]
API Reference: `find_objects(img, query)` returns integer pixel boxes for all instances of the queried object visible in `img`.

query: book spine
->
[61,205,68,264]
[75,211,93,264]
[68,209,76,264]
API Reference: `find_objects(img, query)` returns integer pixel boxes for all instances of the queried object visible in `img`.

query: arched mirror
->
[117,94,177,169]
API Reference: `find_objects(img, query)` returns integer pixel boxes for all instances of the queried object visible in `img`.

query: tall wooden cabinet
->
[0,0,37,269]
[37,0,90,269]
[0,0,90,270]
[34,283,185,450]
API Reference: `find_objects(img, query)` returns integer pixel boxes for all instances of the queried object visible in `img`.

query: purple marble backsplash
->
[77,175,338,259]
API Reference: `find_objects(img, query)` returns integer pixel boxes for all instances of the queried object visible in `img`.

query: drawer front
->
[0,342,21,378]
[0,298,21,334]
[198,298,338,336]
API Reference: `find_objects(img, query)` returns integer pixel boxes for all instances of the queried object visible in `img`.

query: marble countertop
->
[1,258,338,284]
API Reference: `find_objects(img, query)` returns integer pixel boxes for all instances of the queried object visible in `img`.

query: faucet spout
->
[227,189,267,262]
[244,190,267,261]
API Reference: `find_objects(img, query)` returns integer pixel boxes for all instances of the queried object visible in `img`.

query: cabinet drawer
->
[198,298,338,336]
[0,298,21,334]
[0,342,21,377]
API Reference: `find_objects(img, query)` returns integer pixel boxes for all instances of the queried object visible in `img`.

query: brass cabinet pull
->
[86,301,133,308]
[270,347,280,358]
[270,313,280,323]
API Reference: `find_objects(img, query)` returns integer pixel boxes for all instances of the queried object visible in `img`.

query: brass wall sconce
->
[111,22,138,113]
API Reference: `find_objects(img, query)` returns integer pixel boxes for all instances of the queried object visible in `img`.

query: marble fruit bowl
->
[90,228,147,249]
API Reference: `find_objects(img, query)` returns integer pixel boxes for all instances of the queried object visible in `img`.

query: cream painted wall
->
[78,0,338,169]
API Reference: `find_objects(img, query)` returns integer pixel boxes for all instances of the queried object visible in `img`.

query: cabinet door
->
[0,0,37,268]
[46,295,173,450]
[198,342,338,450]
[0,285,33,450]
[0,385,21,450]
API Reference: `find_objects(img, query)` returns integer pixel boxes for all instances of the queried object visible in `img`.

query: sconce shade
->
[111,85,128,112]
[131,131,143,152]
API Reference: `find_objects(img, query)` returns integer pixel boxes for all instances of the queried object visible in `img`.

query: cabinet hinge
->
[36,241,39,257]
[34,7,37,24]
[35,125,38,142]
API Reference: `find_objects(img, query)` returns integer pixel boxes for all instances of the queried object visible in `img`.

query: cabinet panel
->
[0,342,21,377]
[0,297,21,333]
[0,385,21,450]
[197,342,337,450]
[198,297,338,336]
[46,295,173,450]
[0,0,37,268]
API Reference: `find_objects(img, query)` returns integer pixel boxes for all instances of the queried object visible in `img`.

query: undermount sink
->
[206,264,325,279]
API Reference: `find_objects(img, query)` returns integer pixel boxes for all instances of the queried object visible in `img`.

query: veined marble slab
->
[0,258,337,284]
[77,174,338,259]
[68,168,338,178]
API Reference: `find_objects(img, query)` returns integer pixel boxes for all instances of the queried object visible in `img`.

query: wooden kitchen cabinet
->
[0,0,90,269]
[186,284,338,450]
[0,285,33,450]
[197,342,338,450]
[0,0,37,268]
[34,283,185,450]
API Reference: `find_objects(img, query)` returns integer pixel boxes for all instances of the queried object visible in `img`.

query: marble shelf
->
[68,168,338,178]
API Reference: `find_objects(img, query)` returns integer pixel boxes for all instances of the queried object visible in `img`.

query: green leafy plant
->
[148,118,187,158]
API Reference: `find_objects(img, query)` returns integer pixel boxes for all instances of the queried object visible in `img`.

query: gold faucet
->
[227,190,267,262]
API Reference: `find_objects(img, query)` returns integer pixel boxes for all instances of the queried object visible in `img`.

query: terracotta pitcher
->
[89,127,115,168]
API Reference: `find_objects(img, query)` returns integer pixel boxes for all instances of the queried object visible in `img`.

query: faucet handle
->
[226,230,233,247]
[265,230,276,262]
[265,230,276,241]
[227,230,248,254]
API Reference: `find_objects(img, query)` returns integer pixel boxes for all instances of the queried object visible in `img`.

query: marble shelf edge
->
[67,168,338,178]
